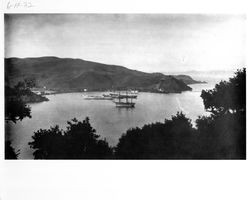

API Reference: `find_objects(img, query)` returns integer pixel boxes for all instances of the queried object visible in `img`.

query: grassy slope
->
[5,57,192,93]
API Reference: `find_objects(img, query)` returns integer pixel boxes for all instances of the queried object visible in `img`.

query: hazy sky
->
[5,14,246,72]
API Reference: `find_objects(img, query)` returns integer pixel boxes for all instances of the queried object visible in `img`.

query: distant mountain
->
[5,57,195,93]
[164,70,234,83]
[173,75,206,84]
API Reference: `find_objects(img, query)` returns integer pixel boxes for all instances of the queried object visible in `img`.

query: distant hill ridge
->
[5,57,202,93]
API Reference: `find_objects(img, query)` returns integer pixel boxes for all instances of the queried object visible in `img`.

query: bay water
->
[6,72,233,159]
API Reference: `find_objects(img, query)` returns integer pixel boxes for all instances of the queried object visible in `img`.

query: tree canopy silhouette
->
[5,81,34,159]
[29,118,113,159]
[196,68,246,158]
[115,112,197,159]
[5,141,20,159]
[5,77,49,123]
[5,85,31,123]
[115,68,246,159]
[201,68,246,115]
[5,78,49,159]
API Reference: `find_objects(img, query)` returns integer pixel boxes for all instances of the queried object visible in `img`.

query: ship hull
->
[115,102,135,108]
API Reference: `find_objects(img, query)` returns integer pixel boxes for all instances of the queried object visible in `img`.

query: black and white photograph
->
[5,13,246,159]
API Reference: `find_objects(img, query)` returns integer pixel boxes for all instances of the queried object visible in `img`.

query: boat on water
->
[119,94,137,99]
[107,91,138,99]
[113,91,136,108]
[103,94,115,98]
[129,90,139,94]
[115,101,135,108]
[83,90,138,104]
[83,95,113,100]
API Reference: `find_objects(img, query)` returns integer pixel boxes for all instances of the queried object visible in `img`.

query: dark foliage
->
[29,118,113,159]
[201,68,246,115]
[5,97,31,123]
[24,77,37,88]
[5,85,32,123]
[115,112,197,159]
[115,68,246,159]
[197,68,246,158]
[5,80,34,123]
[195,112,246,159]
[5,141,19,159]
[5,81,33,159]
[5,79,49,123]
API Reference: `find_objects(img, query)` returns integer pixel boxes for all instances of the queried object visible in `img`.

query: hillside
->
[173,75,206,84]
[5,57,194,93]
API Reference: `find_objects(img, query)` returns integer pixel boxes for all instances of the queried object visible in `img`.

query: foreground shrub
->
[115,112,197,159]
[29,118,113,159]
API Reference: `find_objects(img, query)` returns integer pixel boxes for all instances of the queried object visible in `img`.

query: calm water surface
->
[6,77,231,159]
